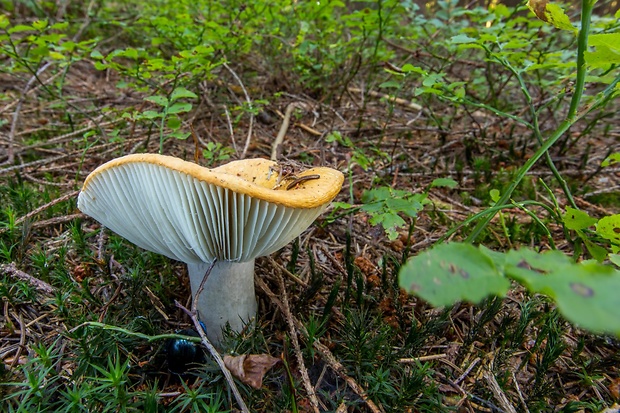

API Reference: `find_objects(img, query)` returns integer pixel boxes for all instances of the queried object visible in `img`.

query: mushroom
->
[77,154,343,346]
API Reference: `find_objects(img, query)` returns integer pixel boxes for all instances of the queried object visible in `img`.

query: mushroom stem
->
[187,260,257,347]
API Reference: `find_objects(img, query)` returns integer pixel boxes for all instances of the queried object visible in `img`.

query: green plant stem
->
[441,200,559,244]
[71,321,202,343]
[466,0,605,244]
[567,0,594,121]
[482,42,577,210]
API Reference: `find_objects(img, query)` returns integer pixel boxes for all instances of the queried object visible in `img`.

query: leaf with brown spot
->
[507,255,620,336]
[399,243,510,307]
[223,354,280,389]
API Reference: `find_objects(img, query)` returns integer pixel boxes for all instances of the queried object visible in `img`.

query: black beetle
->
[166,325,206,375]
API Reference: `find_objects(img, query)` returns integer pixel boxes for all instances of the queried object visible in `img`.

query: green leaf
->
[504,248,572,283]
[527,0,576,32]
[385,198,422,218]
[562,207,598,230]
[48,51,65,60]
[167,102,192,114]
[586,37,620,68]
[169,131,191,140]
[430,178,458,189]
[518,261,620,335]
[166,115,182,130]
[170,87,198,101]
[602,153,620,167]
[0,15,9,30]
[141,110,161,120]
[399,243,510,306]
[8,24,35,33]
[583,238,608,263]
[401,64,427,75]
[90,50,104,60]
[369,212,405,241]
[450,34,477,44]
[144,95,168,107]
[489,189,500,203]
[596,215,620,253]
[32,20,48,31]
[123,47,138,59]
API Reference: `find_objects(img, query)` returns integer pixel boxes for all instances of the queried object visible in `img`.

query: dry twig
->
[222,63,254,159]
[271,102,305,161]
[255,276,384,413]
[275,270,321,413]
[1,263,55,294]
[175,260,250,413]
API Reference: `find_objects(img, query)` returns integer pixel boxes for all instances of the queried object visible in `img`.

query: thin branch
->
[271,102,305,161]
[222,63,254,159]
[255,276,384,413]
[7,62,53,164]
[275,270,321,413]
[1,263,55,294]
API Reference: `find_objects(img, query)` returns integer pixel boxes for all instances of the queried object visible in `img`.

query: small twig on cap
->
[175,259,250,413]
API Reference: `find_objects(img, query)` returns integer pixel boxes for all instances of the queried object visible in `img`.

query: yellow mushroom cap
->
[77,154,343,264]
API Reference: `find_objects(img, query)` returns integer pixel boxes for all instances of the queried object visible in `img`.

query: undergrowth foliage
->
[1,0,619,412]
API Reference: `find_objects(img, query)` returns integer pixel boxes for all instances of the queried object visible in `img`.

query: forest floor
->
[1,2,620,412]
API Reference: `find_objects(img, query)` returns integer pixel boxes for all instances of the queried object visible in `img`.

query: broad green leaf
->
[520,261,620,335]
[50,22,69,30]
[167,102,192,114]
[385,198,423,218]
[169,131,191,140]
[379,80,401,89]
[90,50,104,60]
[583,238,608,263]
[588,34,620,55]
[596,215,620,253]
[369,213,405,241]
[8,24,35,33]
[48,51,66,60]
[602,153,620,167]
[586,41,620,68]
[430,178,458,189]
[123,47,138,59]
[562,207,598,230]
[489,189,500,203]
[504,248,572,283]
[144,95,168,107]
[527,0,576,32]
[32,20,48,30]
[141,110,161,119]
[170,87,198,101]
[401,64,427,75]
[0,15,9,30]
[331,202,352,210]
[399,243,510,307]
[166,115,181,130]
[450,34,477,44]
